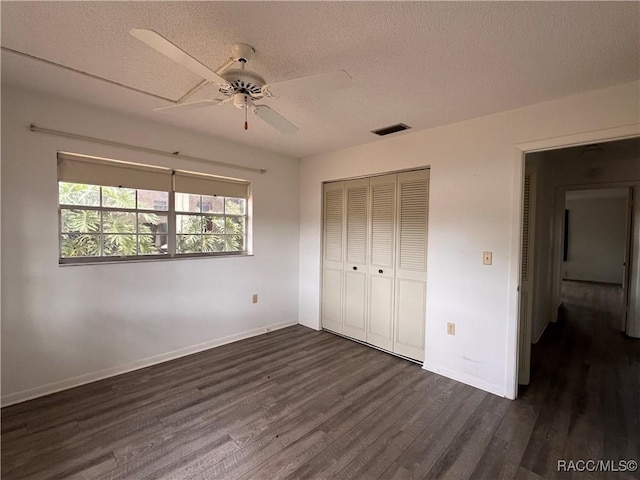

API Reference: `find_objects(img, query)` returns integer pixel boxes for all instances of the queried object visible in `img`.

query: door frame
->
[506,124,640,400]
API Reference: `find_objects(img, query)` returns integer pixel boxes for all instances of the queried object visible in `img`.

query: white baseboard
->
[422,362,507,398]
[1,320,298,407]
[532,320,549,344]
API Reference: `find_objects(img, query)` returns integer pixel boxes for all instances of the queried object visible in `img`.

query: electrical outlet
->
[252,294,258,304]
[483,251,492,265]
[447,322,456,336]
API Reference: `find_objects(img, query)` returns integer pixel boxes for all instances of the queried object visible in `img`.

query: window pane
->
[60,209,100,233]
[58,182,100,206]
[103,234,137,256]
[177,214,202,234]
[61,234,100,257]
[225,197,246,215]
[225,235,244,252]
[225,216,245,235]
[102,186,136,209]
[103,211,136,233]
[202,235,225,253]
[177,235,202,253]
[137,190,169,211]
[201,195,224,214]
[139,235,168,255]
[138,212,167,231]
[203,216,225,234]
[175,193,201,213]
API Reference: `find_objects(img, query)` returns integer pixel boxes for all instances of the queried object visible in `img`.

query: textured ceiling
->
[2,1,638,159]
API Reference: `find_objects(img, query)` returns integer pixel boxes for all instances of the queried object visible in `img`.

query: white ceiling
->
[2,1,638,159]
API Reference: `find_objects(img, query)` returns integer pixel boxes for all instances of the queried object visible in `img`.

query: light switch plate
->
[483,251,492,265]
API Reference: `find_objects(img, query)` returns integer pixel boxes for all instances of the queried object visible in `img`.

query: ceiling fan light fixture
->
[232,93,250,109]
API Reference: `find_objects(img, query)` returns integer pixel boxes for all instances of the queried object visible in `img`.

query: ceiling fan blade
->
[130,28,228,85]
[153,99,225,112]
[252,105,299,134]
[264,70,352,98]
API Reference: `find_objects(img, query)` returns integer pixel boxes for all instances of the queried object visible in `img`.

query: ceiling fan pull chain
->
[244,102,248,130]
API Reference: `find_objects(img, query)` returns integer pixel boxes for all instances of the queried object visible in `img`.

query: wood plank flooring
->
[2,304,638,479]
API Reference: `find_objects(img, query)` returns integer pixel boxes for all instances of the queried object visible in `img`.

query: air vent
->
[371,123,411,136]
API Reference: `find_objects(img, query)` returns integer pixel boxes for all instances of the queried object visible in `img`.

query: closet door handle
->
[352,266,358,271]
[378,269,384,274]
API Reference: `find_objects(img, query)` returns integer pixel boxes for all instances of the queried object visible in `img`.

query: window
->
[57,152,250,264]
[175,193,246,254]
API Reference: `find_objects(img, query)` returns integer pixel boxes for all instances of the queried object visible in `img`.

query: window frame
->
[174,192,248,256]
[57,155,251,265]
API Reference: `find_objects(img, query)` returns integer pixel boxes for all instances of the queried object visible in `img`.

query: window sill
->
[58,252,254,266]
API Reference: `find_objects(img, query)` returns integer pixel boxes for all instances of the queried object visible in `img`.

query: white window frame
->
[57,152,251,265]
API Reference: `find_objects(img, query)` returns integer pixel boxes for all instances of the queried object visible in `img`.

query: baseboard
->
[1,320,298,407]
[298,319,321,331]
[532,320,549,344]
[422,362,506,398]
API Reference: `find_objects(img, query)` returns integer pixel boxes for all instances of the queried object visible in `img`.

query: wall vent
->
[371,123,411,136]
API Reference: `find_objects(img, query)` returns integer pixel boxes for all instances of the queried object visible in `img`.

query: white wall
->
[1,87,300,405]
[528,140,640,342]
[299,81,640,398]
[564,190,628,284]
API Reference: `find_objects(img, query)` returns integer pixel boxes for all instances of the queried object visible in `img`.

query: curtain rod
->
[29,124,266,174]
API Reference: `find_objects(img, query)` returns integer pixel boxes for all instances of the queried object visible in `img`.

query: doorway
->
[561,187,631,325]
[517,137,640,389]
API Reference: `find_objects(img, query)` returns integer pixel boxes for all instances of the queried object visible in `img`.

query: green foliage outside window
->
[59,182,246,259]
[60,183,163,257]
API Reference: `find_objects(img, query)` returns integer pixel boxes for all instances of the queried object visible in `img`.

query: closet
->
[321,169,429,362]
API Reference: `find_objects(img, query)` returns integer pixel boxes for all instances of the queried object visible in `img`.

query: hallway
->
[517,304,640,478]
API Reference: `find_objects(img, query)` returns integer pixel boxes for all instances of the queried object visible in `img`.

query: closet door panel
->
[395,278,426,357]
[394,170,430,361]
[343,178,369,341]
[344,270,367,340]
[322,268,343,333]
[322,182,345,333]
[368,275,394,350]
[367,174,396,351]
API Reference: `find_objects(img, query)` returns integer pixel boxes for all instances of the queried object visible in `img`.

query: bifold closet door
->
[366,174,396,351]
[394,170,430,361]
[343,178,369,341]
[321,182,344,333]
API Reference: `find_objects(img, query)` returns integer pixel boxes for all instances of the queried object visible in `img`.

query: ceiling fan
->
[130,29,352,134]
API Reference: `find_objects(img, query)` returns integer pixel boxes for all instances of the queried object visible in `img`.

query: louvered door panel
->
[521,174,532,282]
[322,182,345,333]
[370,178,396,268]
[346,183,368,265]
[398,178,429,271]
[343,178,369,341]
[518,170,536,385]
[323,185,344,263]
[394,169,429,361]
[367,174,396,351]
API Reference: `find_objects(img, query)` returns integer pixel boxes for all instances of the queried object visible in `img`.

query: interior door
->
[367,174,397,351]
[518,168,537,385]
[321,181,345,333]
[393,170,429,362]
[343,178,369,341]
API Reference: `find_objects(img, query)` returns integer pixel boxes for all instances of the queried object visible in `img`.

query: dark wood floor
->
[2,305,639,479]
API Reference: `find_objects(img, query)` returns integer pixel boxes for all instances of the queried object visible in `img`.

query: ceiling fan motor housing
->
[219,69,266,99]
[230,43,255,64]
